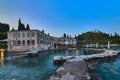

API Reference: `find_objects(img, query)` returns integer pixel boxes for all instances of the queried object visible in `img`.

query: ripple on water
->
[96,56,120,80]
[0,49,98,80]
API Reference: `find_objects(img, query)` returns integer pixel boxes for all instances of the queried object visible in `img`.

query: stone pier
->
[48,59,90,80]
[48,49,120,80]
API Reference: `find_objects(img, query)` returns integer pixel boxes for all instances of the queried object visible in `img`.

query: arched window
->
[27,40,30,45]
[32,40,35,45]
[17,40,21,46]
[22,40,25,46]
[13,40,16,46]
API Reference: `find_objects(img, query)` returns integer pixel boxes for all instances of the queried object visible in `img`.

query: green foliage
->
[67,35,69,38]
[76,30,120,44]
[110,32,120,44]
[0,43,7,49]
[21,23,25,30]
[63,33,66,38]
[0,23,9,32]
[18,19,31,31]
[0,22,9,40]
[0,32,7,40]
[26,24,30,30]
[18,19,26,30]
[42,30,44,33]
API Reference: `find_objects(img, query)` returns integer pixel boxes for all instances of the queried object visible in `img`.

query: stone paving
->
[48,49,120,80]
[48,60,90,80]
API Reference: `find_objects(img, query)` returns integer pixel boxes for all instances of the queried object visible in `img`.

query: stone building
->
[7,30,76,51]
[57,37,76,48]
[7,30,57,51]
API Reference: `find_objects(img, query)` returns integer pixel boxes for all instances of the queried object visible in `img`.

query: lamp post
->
[0,48,4,65]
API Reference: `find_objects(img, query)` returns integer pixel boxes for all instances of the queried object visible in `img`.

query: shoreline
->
[3,48,120,80]
[4,48,66,61]
[4,48,104,61]
[48,49,120,80]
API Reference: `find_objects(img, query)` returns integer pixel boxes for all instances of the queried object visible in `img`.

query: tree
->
[26,24,30,30]
[0,32,7,40]
[0,23,9,32]
[42,30,44,33]
[63,33,66,38]
[21,23,25,30]
[76,30,110,45]
[67,35,69,38]
[18,19,26,30]
[0,22,9,40]
[18,19,21,30]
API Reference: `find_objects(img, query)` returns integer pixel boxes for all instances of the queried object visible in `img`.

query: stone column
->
[108,41,110,49]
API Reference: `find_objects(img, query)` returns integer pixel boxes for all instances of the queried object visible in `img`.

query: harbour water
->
[1,49,120,80]
[96,54,120,80]
[0,49,97,80]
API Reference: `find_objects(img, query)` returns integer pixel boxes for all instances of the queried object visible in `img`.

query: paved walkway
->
[48,60,90,80]
[49,49,119,80]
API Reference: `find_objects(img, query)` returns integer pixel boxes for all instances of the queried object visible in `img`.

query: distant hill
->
[0,22,9,32]
[76,30,120,45]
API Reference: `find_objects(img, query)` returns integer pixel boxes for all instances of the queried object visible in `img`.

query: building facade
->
[7,30,76,51]
[57,37,76,48]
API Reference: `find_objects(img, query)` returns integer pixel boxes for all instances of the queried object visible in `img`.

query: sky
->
[0,0,120,37]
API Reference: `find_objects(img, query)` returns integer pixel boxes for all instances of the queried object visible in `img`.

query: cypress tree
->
[18,19,26,30]
[67,35,69,38]
[18,19,21,30]
[21,23,25,30]
[26,24,30,30]
[63,33,66,38]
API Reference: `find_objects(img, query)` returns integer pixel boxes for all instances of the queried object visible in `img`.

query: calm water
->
[0,49,98,80]
[96,54,120,80]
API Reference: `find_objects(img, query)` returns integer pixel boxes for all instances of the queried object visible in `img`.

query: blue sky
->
[0,0,120,37]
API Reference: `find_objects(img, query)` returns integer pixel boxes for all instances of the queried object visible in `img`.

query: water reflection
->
[0,49,4,66]
[0,49,99,80]
[66,50,68,56]
[75,50,78,56]
[65,49,79,56]
[97,55,120,80]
